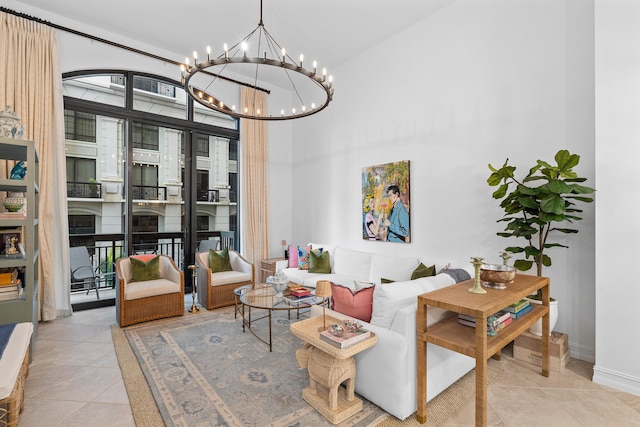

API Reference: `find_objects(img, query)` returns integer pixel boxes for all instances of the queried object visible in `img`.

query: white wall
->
[291,0,598,362]
[593,0,640,396]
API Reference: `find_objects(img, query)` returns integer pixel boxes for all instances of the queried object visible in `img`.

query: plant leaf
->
[514,259,533,271]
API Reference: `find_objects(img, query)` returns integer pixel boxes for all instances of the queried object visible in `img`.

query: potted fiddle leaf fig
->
[487,149,595,334]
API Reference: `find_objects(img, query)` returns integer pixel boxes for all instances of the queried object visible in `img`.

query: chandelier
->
[181,0,334,121]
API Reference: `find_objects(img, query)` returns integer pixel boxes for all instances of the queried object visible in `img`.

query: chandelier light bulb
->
[181,0,334,121]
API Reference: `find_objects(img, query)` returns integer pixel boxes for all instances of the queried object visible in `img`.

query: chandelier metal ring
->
[181,0,334,121]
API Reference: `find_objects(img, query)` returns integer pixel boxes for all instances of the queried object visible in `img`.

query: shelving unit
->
[416,274,550,427]
[0,137,39,350]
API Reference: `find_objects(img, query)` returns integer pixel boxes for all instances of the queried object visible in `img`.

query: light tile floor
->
[14,301,640,426]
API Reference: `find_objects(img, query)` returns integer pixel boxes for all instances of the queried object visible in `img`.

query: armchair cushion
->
[125,278,181,300]
[130,255,161,282]
[209,248,233,273]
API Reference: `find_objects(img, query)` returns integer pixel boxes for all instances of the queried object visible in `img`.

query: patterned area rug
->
[121,307,388,426]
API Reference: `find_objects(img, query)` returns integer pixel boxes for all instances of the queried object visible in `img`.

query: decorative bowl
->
[2,202,23,213]
[266,275,288,297]
[480,264,516,289]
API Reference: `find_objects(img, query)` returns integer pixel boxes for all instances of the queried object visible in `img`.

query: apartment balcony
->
[197,189,219,202]
[67,181,102,198]
[132,185,167,201]
[69,230,226,307]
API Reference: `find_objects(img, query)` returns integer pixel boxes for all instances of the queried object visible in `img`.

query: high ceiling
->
[10,0,453,69]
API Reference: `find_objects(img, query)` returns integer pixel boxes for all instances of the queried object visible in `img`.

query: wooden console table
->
[416,274,550,426]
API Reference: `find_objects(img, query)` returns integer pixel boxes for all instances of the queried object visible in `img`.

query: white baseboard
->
[569,343,595,364]
[593,365,640,397]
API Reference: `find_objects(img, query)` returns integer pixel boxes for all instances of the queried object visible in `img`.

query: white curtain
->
[0,12,72,320]
[240,87,269,265]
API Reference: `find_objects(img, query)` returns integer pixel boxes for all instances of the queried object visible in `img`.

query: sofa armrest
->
[229,251,254,279]
[275,259,289,271]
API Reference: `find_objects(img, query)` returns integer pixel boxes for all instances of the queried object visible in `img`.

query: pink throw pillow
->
[289,244,311,268]
[131,254,157,263]
[330,283,374,322]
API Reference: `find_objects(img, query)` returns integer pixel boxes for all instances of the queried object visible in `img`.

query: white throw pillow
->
[370,274,455,329]
[368,254,420,285]
[333,247,372,280]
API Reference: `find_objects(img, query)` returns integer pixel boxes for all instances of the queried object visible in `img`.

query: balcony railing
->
[132,185,167,201]
[69,230,228,298]
[67,181,102,198]
[196,189,219,202]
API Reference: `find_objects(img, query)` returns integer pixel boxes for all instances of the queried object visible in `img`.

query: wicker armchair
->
[196,250,254,309]
[115,255,184,327]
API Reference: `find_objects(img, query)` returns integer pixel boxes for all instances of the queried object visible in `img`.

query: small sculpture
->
[469,257,487,294]
[499,250,513,266]
[10,161,27,180]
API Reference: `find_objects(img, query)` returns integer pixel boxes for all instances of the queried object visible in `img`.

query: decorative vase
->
[526,298,559,336]
[0,106,24,139]
[5,192,26,215]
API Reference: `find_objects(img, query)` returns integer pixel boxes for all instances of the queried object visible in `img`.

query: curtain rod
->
[0,6,270,94]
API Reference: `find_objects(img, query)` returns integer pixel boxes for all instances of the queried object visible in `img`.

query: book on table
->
[319,328,371,349]
[510,303,533,319]
[502,298,530,313]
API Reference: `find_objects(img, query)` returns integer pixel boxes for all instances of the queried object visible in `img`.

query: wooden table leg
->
[541,284,550,377]
[416,301,427,424]
[476,316,488,427]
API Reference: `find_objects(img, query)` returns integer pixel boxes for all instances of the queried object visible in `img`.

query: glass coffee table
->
[239,283,326,351]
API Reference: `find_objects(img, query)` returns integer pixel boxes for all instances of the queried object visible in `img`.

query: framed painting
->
[361,160,410,243]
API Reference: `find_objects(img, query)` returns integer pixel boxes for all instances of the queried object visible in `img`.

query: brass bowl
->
[480,264,516,289]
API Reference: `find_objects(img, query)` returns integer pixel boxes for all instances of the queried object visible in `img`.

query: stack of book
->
[319,327,371,349]
[283,287,316,304]
[0,268,22,301]
[458,310,512,333]
[502,298,533,319]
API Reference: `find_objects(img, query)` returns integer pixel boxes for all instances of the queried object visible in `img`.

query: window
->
[229,140,238,161]
[132,123,159,150]
[132,215,158,252]
[197,170,209,201]
[65,110,96,142]
[132,165,161,200]
[195,133,210,157]
[66,157,96,183]
[69,215,96,235]
[197,216,209,231]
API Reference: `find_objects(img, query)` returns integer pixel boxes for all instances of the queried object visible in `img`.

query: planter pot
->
[526,298,558,336]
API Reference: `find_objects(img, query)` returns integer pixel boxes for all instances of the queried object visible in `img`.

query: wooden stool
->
[0,323,33,427]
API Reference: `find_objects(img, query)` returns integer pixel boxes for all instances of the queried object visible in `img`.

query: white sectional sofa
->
[278,243,476,421]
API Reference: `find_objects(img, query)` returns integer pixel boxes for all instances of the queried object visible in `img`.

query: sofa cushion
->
[209,248,233,273]
[125,278,180,300]
[411,262,436,280]
[130,255,161,282]
[309,250,331,273]
[369,254,420,284]
[333,247,372,280]
[298,246,322,270]
[289,244,308,268]
[330,283,374,322]
[370,274,456,328]
[309,243,337,270]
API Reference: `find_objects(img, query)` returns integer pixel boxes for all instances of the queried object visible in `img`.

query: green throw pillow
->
[411,263,436,280]
[209,248,233,273]
[130,256,161,282]
[309,250,331,273]
[380,278,395,284]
